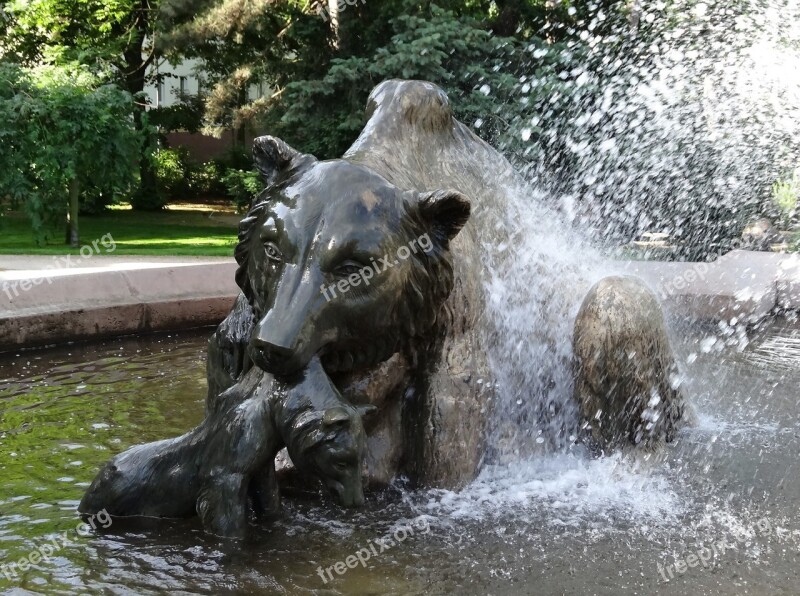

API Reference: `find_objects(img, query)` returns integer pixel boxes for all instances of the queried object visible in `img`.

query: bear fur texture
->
[208,80,507,490]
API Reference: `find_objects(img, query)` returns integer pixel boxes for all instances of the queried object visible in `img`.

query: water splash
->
[476,180,607,456]
[508,0,800,256]
[421,453,684,526]
[458,1,800,539]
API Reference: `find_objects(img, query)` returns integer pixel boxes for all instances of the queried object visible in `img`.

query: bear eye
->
[264,242,283,263]
[335,260,363,277]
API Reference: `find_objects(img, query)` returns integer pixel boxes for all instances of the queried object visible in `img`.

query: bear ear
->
[417,189,471,244]
[252,135,313,186]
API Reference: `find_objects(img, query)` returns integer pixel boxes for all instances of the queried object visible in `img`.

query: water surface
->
[1,323,799,595]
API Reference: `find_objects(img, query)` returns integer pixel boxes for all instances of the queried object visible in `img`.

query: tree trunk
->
[120,0,159,208]
[68,178,80,247]
[131,104,159,207]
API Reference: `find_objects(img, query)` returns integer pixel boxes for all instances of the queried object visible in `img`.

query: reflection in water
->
[0,323,799,594]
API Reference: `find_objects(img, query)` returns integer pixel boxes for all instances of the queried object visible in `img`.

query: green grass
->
[0,208,239,256]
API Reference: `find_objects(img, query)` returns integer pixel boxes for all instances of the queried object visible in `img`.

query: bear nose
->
[252,339,301,374]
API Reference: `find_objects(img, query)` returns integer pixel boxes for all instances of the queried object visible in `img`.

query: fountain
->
[76,79,687,537]
[1,0,799,592]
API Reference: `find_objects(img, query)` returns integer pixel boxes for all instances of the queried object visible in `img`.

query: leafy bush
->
[222,169,261,212]
[146,144,259,207]
[772,170,799,228]
[152,147,191,200]
[79,183,119,214]
[188,160,227,197]
[216,147,254,172]
[149,94,205,134]
[129,184,167,210]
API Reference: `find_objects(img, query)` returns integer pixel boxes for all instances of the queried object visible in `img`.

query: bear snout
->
[250,338,308,376]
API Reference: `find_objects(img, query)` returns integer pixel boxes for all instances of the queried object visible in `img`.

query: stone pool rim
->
[0,250,797,352]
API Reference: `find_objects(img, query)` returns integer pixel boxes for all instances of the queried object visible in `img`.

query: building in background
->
[143,59,267,162]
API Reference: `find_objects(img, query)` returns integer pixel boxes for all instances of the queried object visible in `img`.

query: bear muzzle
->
[250,339,309,377]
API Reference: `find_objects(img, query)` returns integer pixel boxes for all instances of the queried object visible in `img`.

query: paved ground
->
[0,254,233,275]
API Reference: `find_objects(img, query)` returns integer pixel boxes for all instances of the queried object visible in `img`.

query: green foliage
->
[149,94,206,134]
[3,0,175,212]
[259,4,580,159]
[215,146,254,171]
[78,182,122,214]
[790,232,800,253]
[152,147,191,199]
[0,63,143,244]
[145,143,262,207]
[129,180,167,210]
[222,169,261,212]
[2,0,146,67]
[772,170,799,228]
[188,160,227,197]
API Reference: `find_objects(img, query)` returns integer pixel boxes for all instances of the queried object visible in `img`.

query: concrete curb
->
[0,250,797,351]
[0,261,238,351]
[620,250,800,323]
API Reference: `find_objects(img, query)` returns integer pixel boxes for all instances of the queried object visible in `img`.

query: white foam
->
[418,453,683,528]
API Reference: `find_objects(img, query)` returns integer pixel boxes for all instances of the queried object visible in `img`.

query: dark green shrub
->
[79,185,120,214]
[188,160,227,197]
[222,169,261,212]
[152,147,192,200]
[215,147,253,172]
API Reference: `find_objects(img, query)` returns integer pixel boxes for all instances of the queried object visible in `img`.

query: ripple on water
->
[1,322,799,594]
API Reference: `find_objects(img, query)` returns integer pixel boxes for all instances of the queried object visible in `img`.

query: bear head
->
[235,135,471,377]
[282,401,375,507]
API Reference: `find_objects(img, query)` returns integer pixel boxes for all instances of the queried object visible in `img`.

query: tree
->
[0,63,143,245]
[2,0,165,209]
[259,4,582,160]
[157,0,335,141]
[155,0,582,159]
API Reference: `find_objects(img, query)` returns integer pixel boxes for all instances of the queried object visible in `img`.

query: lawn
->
[0,205,240,256]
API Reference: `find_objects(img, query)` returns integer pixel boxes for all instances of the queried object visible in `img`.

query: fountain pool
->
[0,320,798,594]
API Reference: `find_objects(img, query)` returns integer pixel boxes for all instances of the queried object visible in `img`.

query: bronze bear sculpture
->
[81,79,688,538]
[573,276,688,450]
[80,356,375,538]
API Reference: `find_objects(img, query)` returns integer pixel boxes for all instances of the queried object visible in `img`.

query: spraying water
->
[509,0,800,257]
[426,0,800,526]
